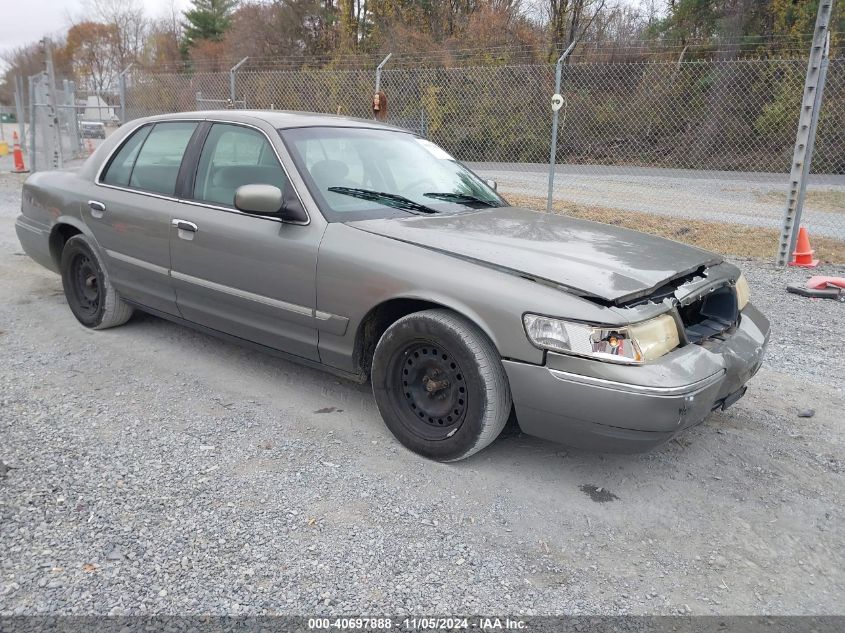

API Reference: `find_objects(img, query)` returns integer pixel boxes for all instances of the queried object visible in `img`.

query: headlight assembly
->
[523,313,680,365]
[735,273,750,310]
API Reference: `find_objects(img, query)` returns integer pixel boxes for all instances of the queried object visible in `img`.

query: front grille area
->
[679,285,739,343]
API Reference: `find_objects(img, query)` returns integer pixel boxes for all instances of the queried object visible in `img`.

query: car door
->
[89,120,200,315]
[169,121,322,361]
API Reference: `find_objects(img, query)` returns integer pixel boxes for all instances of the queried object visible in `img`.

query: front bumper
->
[503,303,770,453]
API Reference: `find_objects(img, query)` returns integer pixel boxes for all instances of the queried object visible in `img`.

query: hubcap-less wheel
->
[69,253,101,319]
[399,342,467,440]
[371,309,512,462]
[60,234,134,330]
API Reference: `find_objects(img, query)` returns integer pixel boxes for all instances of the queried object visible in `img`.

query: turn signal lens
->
[628,314,681,361]
[522,314,572,354]
[735,273,750,310]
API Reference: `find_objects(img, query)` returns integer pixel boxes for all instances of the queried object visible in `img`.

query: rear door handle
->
[171,219,198,239]
[88,200,105,219]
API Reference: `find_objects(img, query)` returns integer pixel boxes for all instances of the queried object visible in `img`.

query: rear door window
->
[101,125,151,187]
[128,121,198,196]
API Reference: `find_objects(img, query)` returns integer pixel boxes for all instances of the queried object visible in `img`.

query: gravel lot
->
[0,171,843,616]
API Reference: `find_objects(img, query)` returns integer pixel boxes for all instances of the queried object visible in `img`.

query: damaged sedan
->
[15,111,770,461]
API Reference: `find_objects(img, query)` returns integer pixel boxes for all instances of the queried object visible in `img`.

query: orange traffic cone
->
[789,226,819,268]
[12,131,28,173]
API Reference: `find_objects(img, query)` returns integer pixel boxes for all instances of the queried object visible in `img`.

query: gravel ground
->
[0,172,843,616]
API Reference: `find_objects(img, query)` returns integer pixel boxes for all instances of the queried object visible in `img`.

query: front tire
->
[60,234,133,329]
[372,309,511,461]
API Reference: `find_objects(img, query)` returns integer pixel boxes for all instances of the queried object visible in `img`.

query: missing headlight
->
[680,285,739,343]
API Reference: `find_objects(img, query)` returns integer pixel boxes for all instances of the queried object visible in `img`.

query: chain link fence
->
[20,73,123,172]
[379,59,844,246]
[30,73,81,170]
[21,54,845,259]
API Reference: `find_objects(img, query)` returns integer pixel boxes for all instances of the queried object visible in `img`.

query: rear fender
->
[49,215,104,269]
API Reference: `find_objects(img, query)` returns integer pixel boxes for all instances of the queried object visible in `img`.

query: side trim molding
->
[105,249,169,276]
[171,270,313,316]
[100,254,349,333]
[315,310,350,336]
[15,219,46,235]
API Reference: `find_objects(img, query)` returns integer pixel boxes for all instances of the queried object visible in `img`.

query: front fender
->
[360,290,503,358]
[316,223,624,374]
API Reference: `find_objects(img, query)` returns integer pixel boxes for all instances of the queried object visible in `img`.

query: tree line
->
[1,0,841,103]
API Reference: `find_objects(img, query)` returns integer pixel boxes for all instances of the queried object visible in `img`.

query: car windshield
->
[279,126,506,221]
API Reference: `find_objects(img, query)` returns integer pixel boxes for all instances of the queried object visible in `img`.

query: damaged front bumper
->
[503,303,770,453]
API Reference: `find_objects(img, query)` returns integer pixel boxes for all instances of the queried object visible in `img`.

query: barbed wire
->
[127,31,842,75]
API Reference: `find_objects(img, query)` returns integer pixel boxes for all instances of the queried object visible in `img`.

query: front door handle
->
[171,218,198,240]
[88,200,106,219]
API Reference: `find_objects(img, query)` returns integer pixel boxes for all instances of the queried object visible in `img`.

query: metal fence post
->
[776,0,833,266]
[119,63,133,123]
[230,57,248,106]
[546,40,577,213]
[28,74,37,173]
[65,79,81,156]
[14,75,26,146]
[375,53,392,93]
[43,38,63,169]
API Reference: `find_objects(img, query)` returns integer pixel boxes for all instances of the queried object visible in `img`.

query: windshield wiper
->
[423,192,498,207]
[327,187,438,215]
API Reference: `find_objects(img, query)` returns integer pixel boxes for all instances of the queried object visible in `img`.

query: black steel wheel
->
[60,234,133,329]
[396,342,468,441]
[372,309,511,461]
[67,251,101,320]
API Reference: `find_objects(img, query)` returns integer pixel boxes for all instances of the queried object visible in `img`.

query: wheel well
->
[49,224,82,268]
[355,298,448,378]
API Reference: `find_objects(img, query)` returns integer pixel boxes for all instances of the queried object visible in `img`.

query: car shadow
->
[121,309,710,480]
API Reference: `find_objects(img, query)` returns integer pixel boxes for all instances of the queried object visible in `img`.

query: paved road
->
[4,141,842,239]
[468,163,845,240]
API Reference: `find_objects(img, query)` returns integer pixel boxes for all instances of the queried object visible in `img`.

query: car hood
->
[347,206,722,304]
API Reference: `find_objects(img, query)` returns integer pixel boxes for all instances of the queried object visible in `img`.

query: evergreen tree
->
[183,0,237,49]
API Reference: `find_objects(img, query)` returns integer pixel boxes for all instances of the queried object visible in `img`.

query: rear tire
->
[372,309,511,461]
[60,234,133,330]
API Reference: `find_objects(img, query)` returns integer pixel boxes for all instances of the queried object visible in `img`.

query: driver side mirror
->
[234,184,307,222]
[485,179,497,192]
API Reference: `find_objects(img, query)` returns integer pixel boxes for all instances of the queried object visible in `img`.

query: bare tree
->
[65,21,120,92]
[85,0,149,68]
[547,0,608,57]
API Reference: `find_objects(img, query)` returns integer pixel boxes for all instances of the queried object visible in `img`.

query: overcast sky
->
[1,0,190,59]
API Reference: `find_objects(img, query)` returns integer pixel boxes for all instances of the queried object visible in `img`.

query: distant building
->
[80,96,118,123]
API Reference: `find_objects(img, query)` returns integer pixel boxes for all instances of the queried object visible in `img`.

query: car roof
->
[79,110,414,181]
[150,110,409,133]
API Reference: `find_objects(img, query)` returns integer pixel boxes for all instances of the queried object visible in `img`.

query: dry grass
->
[757,189,845,213]
[506,193,845,263]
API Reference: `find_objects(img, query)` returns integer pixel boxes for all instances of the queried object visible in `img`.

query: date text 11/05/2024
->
[307,617,528,630]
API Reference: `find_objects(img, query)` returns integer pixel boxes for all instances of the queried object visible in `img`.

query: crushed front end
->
[504,263,770,452]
